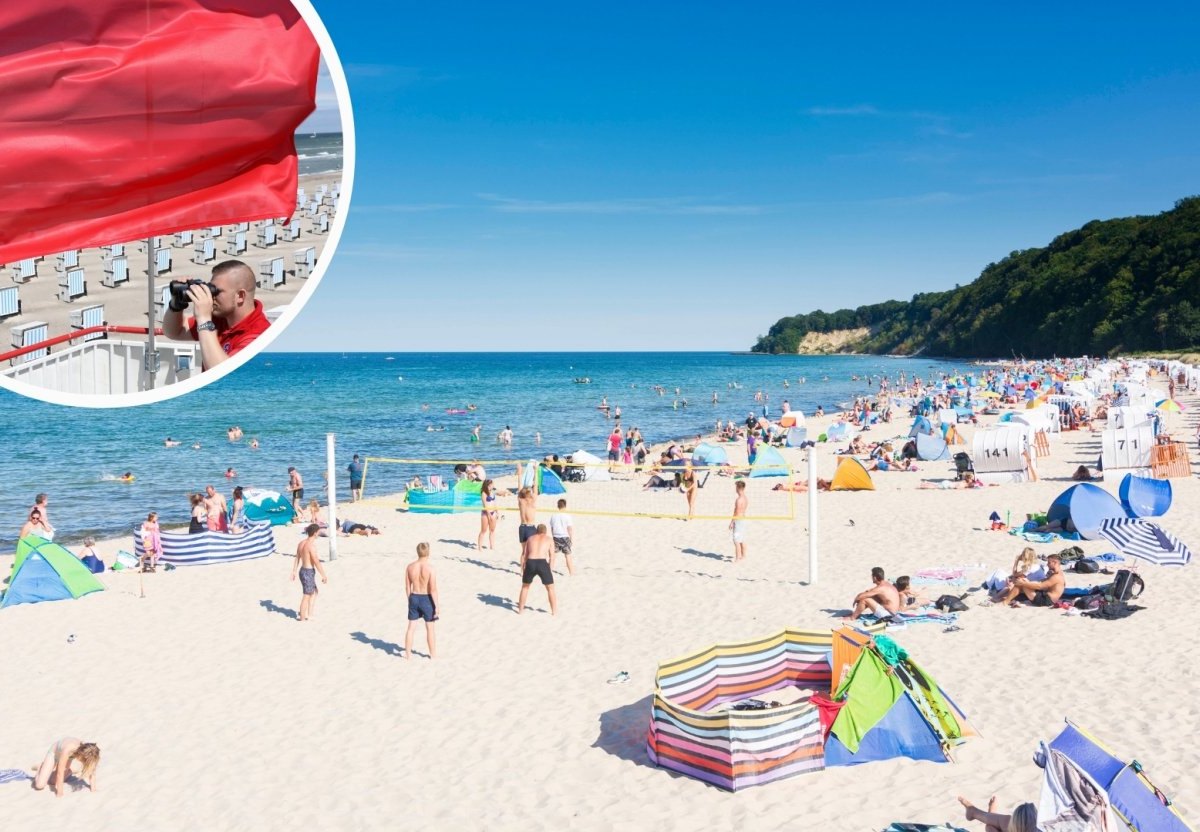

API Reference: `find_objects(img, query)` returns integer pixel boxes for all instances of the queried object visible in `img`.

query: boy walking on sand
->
[405,542,439,659]
[729,480,748,562]
[549,498,576,575]
[291,523,327,621]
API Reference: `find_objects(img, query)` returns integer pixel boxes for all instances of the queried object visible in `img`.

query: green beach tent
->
[1,536,104,608]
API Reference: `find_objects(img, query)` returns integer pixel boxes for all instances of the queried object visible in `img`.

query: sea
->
[0,352,969,549]
[295,132,343,177]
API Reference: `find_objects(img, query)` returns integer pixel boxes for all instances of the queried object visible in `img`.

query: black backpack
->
[1074,559,1100,574]
[935,594,968,613]
[1111,569,1145,602]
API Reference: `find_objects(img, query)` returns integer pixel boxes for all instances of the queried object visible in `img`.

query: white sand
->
[2,374,1198,830]
[3,171,342,352]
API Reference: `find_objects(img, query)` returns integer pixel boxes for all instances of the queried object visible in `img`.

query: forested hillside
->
[753,197,1200,357]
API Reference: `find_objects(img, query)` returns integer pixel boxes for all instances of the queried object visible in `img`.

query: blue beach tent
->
[1046,483,1126,540]
[692,443,729,465]
[2,537,104,608]
[748,445,788,477]
[915,432,950,461]
[1118,473,1172,519]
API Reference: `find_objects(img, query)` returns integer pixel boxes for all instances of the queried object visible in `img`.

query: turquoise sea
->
[0,352,967,548]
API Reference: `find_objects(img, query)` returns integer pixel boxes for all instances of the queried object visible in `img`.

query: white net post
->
[326,433,338,561]
[807,447,818,584]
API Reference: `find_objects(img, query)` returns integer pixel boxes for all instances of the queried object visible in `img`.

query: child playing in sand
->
[32,738,100,798]
[405,542,439,659]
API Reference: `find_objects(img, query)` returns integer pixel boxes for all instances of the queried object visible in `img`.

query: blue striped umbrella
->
[1098,518,1192,567]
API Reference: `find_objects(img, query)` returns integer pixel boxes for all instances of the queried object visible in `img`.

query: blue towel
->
[1092,552,1124,562]
[0,769,31,784]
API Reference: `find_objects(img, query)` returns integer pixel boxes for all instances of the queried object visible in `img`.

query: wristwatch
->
[196,321,217,332]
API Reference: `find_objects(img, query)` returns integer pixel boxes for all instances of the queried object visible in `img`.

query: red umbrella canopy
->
[0,0,319,262]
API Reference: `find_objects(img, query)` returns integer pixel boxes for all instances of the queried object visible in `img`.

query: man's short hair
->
[536,523,547,533]
[735,480,746,491]
[212,259,253,280]
[305,523,320,536]
[557,499,566,509]
[1047,554,1061,563]
[417,542,429,558]
[871,566,885,582]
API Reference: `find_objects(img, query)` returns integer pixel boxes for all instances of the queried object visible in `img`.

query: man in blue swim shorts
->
[405,542,439,659]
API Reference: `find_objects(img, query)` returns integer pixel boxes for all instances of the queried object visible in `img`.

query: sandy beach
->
[2,370,1197,831]
[2,171,341,352]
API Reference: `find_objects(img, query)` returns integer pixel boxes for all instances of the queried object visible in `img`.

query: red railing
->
[0,325,163,363]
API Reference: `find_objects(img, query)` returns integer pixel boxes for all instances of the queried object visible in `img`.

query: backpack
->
[1057,546,1085,562]
[934,594,968,613]
[1111,569,1145,602]
[1073,558,1100,574]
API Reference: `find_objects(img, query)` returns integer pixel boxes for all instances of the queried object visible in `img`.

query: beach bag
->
[115,550,139,569]
[934,594,968,613]
[1111,569,1145,602]
[1073,558,1100,574]
[1057,545,1085,562]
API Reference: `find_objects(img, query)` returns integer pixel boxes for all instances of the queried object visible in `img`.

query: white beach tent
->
[570,449,611,481]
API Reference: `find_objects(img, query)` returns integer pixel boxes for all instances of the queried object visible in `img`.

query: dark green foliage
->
[752,197,1200,357]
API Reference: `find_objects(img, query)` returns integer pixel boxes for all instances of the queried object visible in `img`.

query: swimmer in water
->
[120,472,134,482]
[249,438,260,449]
[164,438,181,447]
[225,467,237,479]
[191,442,202,450]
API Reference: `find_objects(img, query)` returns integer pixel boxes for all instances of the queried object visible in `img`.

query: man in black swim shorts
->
[517,486,537,546]
[517,524,558,616]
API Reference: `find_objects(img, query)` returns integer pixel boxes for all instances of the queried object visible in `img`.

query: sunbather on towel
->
[893,576,929,611]
[957,796,1037,832]
[845,567,901,621]
[998,554,1064,607]
[771,478,831,492]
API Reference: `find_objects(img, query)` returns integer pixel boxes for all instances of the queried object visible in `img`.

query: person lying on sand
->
[958,796,1037,832]
[844,567,900,621]
[771,479,832,492]
[998,554,1065,607]
[918,472,987,489]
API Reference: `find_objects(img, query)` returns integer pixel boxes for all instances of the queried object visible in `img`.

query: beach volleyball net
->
[360,457,796,521]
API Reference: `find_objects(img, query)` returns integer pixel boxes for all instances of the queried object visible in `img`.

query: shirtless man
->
[517,487,538,549]
[1001,554,1065,607]
[517,524,558,615]
[405,542,439,659]
[729,480,749,562]
[290,524,327,621]
[846,567,901,621]
[204,485,228,532]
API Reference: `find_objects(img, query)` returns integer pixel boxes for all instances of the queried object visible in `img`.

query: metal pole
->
[326,433,338,561]
[807,446,818,584]
[144,238,159,389]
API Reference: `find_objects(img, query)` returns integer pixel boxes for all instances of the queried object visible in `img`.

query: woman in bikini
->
[32,738,100,797]
[477,479,499,550]
[680,465,698,521]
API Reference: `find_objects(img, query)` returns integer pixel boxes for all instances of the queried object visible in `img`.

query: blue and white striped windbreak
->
[1098,518,1192,567]
[134,521,277,567]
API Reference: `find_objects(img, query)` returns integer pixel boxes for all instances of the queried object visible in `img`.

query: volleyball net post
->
[326,433,338,561]
[807,446,818,585]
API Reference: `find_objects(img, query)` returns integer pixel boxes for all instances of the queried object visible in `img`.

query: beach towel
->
[0,769,31,784]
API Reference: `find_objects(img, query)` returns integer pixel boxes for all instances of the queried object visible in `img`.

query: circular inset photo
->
[0,0,353,406]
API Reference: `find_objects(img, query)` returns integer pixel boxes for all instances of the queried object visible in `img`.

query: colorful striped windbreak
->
[134,521,277,566]
[646,626,886,791]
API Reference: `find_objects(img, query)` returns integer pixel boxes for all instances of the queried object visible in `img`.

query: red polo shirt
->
[188,300,270,368]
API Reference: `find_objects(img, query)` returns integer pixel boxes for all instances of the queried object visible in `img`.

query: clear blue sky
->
[274,1,1200,352]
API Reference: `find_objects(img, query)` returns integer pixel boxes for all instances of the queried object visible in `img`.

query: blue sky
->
[275,2,1200,352]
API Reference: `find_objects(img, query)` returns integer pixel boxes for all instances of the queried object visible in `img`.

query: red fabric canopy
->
[0,0,319,263]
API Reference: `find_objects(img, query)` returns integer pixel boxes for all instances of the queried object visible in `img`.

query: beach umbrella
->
[1155,399,1185,413]
[0,2,319,387]
[1097,518,1193,567]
